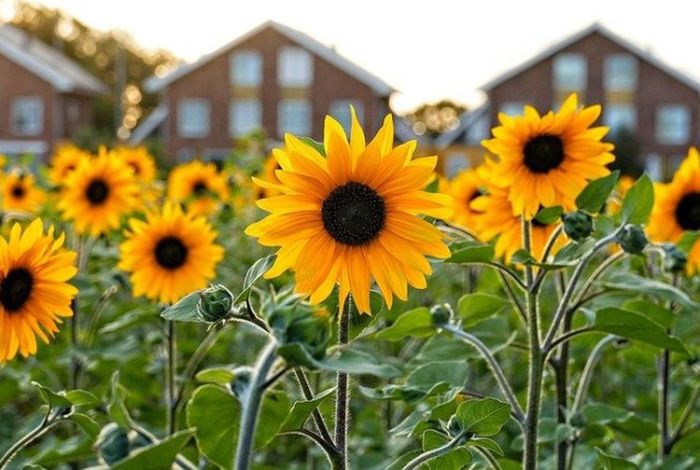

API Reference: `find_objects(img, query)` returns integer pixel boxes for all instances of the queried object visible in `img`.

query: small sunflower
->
[115,146,157,183]
[167,161,229,216]
[0,219,78,363]
[648,147,700,273]
[246,110,451,314]
[119,202,224,304]
[441,168,485,230]
[482,94,615,219]
[57,149,139,236]
[1,171,45,213]
[254,153,283,200]
[49,144,90,187]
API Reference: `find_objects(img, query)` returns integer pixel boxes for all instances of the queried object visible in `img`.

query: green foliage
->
[456,397,511,436]
[576,171,620,213]
[621,174,654,224]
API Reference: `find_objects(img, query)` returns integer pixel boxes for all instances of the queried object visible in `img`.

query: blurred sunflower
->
[441,168,484,230]
[167,161,229,216]
[119,201,224,304]
[0,219,78,363]
[57,149,139,236]
[246,110,451,314]
[482,94,615,219]
[648,147,700,272]
[254,153,283,199]
[115,146,157,183]
[607,174,636,215]
[49,144,90,187]
[1,171,45,213]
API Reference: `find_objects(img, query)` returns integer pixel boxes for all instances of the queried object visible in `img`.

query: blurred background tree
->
[609,127,644,177]
[402,99,467,138]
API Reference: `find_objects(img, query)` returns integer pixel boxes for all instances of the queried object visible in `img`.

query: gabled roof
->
[129,104,168,144]
[0,24,107,95]
[144,20,395,96]
[480,22,700,93]
[434,103,489,148]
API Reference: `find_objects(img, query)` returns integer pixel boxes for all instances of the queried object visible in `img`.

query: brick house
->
[438,23,700,179]
[134,20,395,162]
[0,24,106,158]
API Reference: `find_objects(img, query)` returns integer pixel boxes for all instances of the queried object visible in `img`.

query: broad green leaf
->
[592,307,687,353]
[510,249,536,265]
[622,299,675,330]
[457,293,510,327]
[678,230,700,252]
[111,429,194,470]
[318,348,401,378]
[65,390,100,409]
[406,361,468,390]
[621,174,654,223]
[187,385,240,469]
[595,448,638,469]
[161,290,204,322]
[599,273,697,309]
[195,367,235,385]
[422,429,473,470]
[456,397,511,436]
[279,387,336,432]
[465,436,504,456]
[374,307,434,341]
[576,171,620,213]
[70,413,101,440]
[255,390,291,447]
[446,241,495,264]
[235,255,275,303]
[32,382,71,408]
[535,206,563,224]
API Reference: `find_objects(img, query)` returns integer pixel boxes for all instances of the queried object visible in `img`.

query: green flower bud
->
[616,225,648,254]
[563,211,593,241]
[95,423,130,465]
[430,304,452,326]
[662,243,687,273]
[229,366,254,399]
[197,284,234,322]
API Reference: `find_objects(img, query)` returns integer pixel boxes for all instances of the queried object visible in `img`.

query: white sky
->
[8,0,700,113]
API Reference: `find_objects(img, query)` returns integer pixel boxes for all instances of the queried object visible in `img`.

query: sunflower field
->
[1,96,700,470]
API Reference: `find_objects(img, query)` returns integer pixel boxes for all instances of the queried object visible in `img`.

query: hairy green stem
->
[166,320,177,435]
[402,430,467,470]
[334,299,351,470]
[0,412,59,469]
[294,368,335,446]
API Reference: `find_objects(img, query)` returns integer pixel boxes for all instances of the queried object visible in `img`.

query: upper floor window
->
[229,99,262,137]
[604,54,638,92]
[553,53,587,91]
[177,99,210,138]
[11,97,43,136]
[278,99,311,136]
[604,104,637,133]
[278,47,313,87]
[329,100,364,133]
[656,104,690,145]
[499,102,525,117]
[230,50,262,86]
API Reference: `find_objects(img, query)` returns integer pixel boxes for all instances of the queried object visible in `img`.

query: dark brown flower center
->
[523,134,565,174]
[85,179,110,205]
[129,162,140,175]
[675,192,700,231]
[11,184,25,198]
[0,268,33,312]
[155,236,188,270]
[322,182,386,246]
[193,181,208,195]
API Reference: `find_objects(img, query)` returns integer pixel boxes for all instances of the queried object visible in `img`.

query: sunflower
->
[0,219,78,363]
[648,147,700,273]
[1,171,45,213]
[57,149,139,236]
[49,144,90,187]
[482,94,615,219]
[254,153,283,200]
[119,202,224,304]
[246,110,451,314]
[114,146,157,183]
[167,161,229,216]
[441,168,485,230]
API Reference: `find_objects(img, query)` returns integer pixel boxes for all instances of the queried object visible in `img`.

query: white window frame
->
[230,50,262,86]
[656,104,690,145]
[329,100,364,132]
[177,99,210,138]
[552,53,587,91]
[278,47,313,87]
[278,99,312,136]
[11,97,44,136]
[604,53,638,92]
[604,103,637,133]
[229,99,262,137]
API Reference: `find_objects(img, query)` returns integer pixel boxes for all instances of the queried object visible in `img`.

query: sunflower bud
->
[269,304,331,360]
[616,225,648,254]
[229,366,254,399]
[662,244,687,273]
[430,304,452,326]
[197,284,234,322]
[95,423,130,466]
[562,211,593,241]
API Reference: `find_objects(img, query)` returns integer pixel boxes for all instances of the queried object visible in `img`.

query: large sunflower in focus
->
[482,94,615,219]
[119,202,224,304]
[0,219,78,362]
[246,111,451,314]
[49,144,90,187]
[57,149,139,236]
[115,146,157,183]
[1,171,45,213]
[441,168,485,230]
[648,147,700,273]
[167,161,229,216]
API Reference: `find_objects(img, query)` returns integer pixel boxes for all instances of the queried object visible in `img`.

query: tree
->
[402,99,467,138]
[609,127,645,177]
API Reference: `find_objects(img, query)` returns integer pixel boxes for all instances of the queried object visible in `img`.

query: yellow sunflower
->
[441,168,485,230]
[254,153,283,200]
[114,146,157,183]
[482,94,615,219]
[167,161,229,216]
[246,111,451,314]
[648,147,700,273]
[1,171,45,213]
[57,149,139,236]
[0,219,78,363]
[119,202,224,304]
[49,144,91,187]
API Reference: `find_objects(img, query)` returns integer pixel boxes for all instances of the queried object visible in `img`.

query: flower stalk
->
[334,299,351,470]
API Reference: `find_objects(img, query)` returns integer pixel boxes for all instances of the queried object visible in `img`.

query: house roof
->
[434,103,489,148]
[144,20,396,96]
[480,22,700,93]
[129,104,168,144]
[0,24,107,95]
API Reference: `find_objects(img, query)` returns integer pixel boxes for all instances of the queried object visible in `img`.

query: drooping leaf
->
[457,293,510,327]
[535,206,563,224]
[591,307,687,353]
[456,397,511,436]
[374,307,435,341]
[70,413,101,440]
[111,429,195,470]
[235,255,275,303]
[576,171,620,213]
[32,382,71,408]
[599,273,697,309]
[621,174,654,224]
[317,348,401,378]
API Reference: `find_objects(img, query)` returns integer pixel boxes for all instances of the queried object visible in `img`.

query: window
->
[645,153,662,180]
[329,100,364,132]
[278,47,313,87]
[499,102,525,117]
[11,97,43,136]
[229,99,262,137]
[604,104,637,133]
[604,54,638,92]
[445,153,470,178]
[656,105,690,144]
[230,50,262,86]
[177,99,210,138]
[278,99,311,135]
[553,53,587,91]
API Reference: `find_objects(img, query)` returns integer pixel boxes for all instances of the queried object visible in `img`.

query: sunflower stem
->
[334,297,351,470]
[402,430,468,470]
[69,297,80,390]
[165,320,177,436]
[0,408,61,469]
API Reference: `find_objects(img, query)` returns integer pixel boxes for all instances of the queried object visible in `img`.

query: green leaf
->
[279,387,336,432]
[65,390,100,409]
[107,372,133,428]
[235,255,275,303]
[457,293,510,327]
[111,429,195,470]
[187,385,240,469]
[255,390,291,447]
[599,273,697,309]
[161,290,204,323]
[678,230,700,252]
[374,307,434,341]
[422,429,473,470]
[195,367,235,385]
[622,299,675,330]
[465,436,504,456]
[535,206,563,224]
[621,174,654,224]
[510,249,535,265]
[69,413,101,440]
[446,241,495,264]
[456,397,511,436]
[592,307,687,353]
[299,137,326,156]
[595,448,638,469]
[576,171,620,213]
[318,348,401,378]
[32,382,71,408]
[406,361,468,391]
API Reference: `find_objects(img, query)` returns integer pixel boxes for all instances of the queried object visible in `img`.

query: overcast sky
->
[10,0,699,112]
